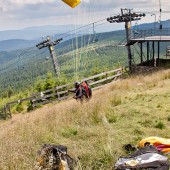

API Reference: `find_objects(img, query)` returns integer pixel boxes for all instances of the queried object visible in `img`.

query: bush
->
[167,116,170,121]
[155,121,165,130]
[27,101,33,112]
[15,103,24,113]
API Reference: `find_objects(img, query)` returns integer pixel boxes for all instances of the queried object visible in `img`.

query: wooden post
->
[3,105,7,120]
[6,104,12,118]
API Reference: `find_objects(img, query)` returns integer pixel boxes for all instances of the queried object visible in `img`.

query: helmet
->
[75,81,80,88]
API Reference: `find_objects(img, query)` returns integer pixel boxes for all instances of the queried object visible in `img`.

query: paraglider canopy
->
[61,0,81,8]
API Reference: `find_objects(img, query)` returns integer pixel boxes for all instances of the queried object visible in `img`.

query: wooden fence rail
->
[0,67,124,119]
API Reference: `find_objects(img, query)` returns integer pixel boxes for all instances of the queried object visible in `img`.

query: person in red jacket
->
[68,82,85,101]
[68,81,92,101]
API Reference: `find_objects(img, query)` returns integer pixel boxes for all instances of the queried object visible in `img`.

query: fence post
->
[6,104,12,119]
[3,105,7,120]
[56,87,60,99]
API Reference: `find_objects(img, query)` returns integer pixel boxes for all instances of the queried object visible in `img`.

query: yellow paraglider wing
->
[62,0,80,8]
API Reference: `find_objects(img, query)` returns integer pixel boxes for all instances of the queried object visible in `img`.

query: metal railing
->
[131,28,170,39]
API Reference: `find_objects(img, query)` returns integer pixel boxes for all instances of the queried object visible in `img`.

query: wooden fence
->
[0,67,124,119]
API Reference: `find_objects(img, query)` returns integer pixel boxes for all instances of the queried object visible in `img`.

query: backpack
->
[34,144,75,170]
[115,145,170,170]
[81,81,92,98]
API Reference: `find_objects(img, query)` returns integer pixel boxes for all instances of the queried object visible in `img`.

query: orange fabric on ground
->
[139,137,170,153]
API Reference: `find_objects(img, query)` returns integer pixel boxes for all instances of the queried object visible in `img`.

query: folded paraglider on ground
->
[115,137,170,170]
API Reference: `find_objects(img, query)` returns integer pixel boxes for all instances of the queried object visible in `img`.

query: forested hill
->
[0,30,125,65]
[0,39,39,52]
[0,30,126,97]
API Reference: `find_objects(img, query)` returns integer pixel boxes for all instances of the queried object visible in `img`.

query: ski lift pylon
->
[61,0,81,8]
[91,23,98,43]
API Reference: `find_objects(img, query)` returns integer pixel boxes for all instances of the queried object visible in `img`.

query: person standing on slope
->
[68,81,92,101]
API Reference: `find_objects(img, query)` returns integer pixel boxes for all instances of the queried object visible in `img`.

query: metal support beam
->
[48,46,60,77]
[36,37,62,77]
[125,21,132,71]
[152,41,155,67]
[147,42,150,63]
[158,41,160,67]
[140,43,143,64]
[107,9,145,72]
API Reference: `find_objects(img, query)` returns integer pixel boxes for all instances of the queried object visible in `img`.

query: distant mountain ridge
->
[0,30,125,66]
[0,39,39,52]
[0,20,170,52]
[0,25,78,41]
[133,20,170,29]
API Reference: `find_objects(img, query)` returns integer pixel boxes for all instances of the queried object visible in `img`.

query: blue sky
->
[0,0,170,31]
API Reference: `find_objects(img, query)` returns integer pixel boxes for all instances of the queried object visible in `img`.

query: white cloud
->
[0,0,170,30]
[0,0,55,12]
[12,0,54,4]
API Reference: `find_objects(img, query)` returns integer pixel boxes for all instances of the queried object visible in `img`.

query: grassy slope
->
[0,69,170,169]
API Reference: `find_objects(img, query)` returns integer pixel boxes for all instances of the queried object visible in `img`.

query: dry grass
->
[0,69,170,169]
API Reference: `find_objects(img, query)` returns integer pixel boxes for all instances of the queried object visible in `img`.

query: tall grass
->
[0,69,169,169]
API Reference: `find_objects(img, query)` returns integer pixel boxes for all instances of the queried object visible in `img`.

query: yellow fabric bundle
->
[139,137,170,153]
[62,0,81,8]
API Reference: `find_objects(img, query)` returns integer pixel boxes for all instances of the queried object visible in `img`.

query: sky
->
[0,0,170,31]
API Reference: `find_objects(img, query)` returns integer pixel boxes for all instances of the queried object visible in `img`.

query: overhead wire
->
[1,9,159,74]
[79,3,89,79]
[55,15,117,41]
[55,8,170,41]
[0,46,34,74]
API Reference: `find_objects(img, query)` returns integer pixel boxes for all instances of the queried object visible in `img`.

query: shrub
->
[15,103,24,113]
[167,116,170,121]
[155,121,165,130]
[27,101,33,112]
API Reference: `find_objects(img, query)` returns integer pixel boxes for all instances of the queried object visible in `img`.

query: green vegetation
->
[155,121,166,130]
